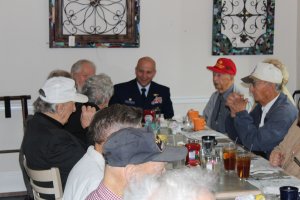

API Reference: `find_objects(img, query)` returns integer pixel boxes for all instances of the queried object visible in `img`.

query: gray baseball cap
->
[103,127,187,167]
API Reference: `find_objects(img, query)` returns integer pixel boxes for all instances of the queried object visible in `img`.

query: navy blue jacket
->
[109,79,174,119]
[64,102,99,150]
[226,93,297,159]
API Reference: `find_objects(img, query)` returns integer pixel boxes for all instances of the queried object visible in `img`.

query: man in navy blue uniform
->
[109,56,174,119]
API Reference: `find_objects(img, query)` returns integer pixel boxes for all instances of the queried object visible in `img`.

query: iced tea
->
[223,143,236,171]
[236,152,251,179]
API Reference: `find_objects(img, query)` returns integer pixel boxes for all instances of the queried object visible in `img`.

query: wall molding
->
[171,96,209,104]
[0,96,209,112]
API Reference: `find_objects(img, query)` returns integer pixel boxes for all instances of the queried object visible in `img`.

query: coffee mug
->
[280,186,299,200]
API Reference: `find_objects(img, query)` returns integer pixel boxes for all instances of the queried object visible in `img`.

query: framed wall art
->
[49,0,140,48]
[212,0,275,55]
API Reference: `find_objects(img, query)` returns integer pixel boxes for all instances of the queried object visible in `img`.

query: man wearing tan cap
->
[86,127,187,200]
[203,58,253,133]
[226,62,298,159]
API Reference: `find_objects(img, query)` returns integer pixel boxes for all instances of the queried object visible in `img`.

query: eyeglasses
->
[250,80,266,88]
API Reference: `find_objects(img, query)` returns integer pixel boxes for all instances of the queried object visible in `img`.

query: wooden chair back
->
[23,156,63,200]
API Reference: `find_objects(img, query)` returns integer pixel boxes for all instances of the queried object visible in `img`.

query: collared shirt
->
[22,112,85,190]
[226,92,298,159]
[85,182,122,200]
[137,82,150,97]
[210,85,234,133]
[259,94,280,127]
[222,84,234,102]
[203,83,254,133]
[63,146,105,200]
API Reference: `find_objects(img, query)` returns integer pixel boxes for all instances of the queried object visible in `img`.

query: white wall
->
[298,0,300,88]
[0,0,298,193]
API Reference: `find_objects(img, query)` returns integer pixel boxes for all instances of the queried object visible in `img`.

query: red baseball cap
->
[207,58,236,75]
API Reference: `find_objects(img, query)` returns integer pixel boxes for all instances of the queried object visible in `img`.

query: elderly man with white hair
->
[22,77,88,189]
[71,59,96,92]
[124,168,216,200]
[63,105,143,200]
[225,62,298,159]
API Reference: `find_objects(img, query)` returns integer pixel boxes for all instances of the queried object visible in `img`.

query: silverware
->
[250,169,277,175]
[249,174,291,180]
[293,156,300,167]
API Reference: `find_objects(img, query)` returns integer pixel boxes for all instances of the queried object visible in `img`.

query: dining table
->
[163,127,300,200]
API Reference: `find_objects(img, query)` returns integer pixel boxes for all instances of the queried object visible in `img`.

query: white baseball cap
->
[241,62,283,84]
[39,77,88,104]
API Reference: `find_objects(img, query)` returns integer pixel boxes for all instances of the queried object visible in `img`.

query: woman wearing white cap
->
[22,77,89,191]
[262,58,295,105]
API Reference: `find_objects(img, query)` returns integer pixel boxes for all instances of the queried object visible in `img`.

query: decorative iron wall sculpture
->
[49,0,140,48]
[212,0,275,55]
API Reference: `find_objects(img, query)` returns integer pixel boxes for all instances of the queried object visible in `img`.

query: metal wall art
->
[49,0,140,48]
[212,0,275,55]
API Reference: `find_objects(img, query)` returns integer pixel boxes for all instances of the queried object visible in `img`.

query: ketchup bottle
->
[143,109,156,124]
[185,139,201,166]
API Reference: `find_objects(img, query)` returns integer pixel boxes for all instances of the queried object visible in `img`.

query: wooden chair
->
[23,157,63,200]
[19,115,34,199]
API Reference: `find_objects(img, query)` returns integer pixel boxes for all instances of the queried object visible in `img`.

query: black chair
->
[293,90,300,110]
[0,95,33,199]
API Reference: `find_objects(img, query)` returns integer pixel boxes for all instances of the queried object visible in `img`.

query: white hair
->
[81,73,114,105]
[124,168,216,200]
[71,59,96,74]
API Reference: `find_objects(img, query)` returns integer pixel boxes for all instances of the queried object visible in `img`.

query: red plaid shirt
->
[86,181,122,200]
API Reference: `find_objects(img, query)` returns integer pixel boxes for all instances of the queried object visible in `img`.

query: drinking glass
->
[213,155,222,174]
[236,151,251,179]
[182,116,193,131]
[223,142,236,171]
[203,155,221,174]
[150,117,160,134]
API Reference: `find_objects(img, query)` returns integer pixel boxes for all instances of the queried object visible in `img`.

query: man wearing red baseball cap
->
[203,58,253,133]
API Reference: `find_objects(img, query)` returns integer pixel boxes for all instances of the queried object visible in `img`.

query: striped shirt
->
[85,182,122,200]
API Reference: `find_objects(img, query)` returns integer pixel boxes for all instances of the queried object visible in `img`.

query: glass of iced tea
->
[223,142,236,171]
[236,151,251,179]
